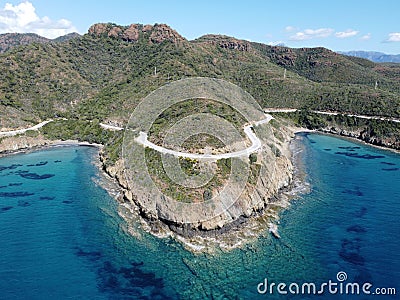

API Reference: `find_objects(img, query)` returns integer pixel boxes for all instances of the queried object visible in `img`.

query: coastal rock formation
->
[321,126,400,149]
[0,135,50,155]
[102,123,295,235]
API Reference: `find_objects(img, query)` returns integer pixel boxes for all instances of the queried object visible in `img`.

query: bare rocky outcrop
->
[88,22,185,44]
[142,24,153,32]
[108,26,123,38]
[149,24,185,44]
[218,39,251,51]
[122,24,140,42]
[88,23,109,36]
[268,46,298,66]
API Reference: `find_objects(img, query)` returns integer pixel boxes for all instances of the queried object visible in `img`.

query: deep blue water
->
[0,135,398,299]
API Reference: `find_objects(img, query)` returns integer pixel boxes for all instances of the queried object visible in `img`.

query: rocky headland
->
[99,120,300,252]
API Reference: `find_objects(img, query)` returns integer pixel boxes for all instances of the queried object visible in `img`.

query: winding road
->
[135,114,274,160]
[0,120,53,137]
[2,109,399,158]
[0,120,124,137]
[99,123,124,131]
[135,109,400,159]
[264,108,400,123]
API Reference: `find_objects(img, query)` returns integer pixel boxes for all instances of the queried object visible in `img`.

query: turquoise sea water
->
[0,134,399,299]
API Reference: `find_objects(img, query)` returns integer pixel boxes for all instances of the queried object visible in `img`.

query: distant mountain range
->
[339,51,400,63]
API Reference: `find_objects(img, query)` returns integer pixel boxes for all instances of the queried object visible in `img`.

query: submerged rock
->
[19,172,54,180]
[0,191,34,197]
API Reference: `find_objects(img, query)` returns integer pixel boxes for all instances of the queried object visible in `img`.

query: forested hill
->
[1,22,400,129]
[0,33,49,53]
[0,32,80,53]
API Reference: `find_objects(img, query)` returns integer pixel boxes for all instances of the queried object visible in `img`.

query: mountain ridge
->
[1,22,400,127]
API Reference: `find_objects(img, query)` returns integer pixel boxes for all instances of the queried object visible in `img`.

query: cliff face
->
[0,135,50,155]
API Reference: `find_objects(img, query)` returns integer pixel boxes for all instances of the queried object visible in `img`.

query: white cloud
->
[289,28,334,41]
[285,26,296,32]
[335,29,359,38]
[360,33,371,40]
[0,1,77,39]
[385,32,400,42]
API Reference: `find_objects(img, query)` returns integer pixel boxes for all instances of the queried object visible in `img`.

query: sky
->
[0,0,399,54]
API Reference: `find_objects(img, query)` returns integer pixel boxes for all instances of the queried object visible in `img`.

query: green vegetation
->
[181,134,225,151]
[0,33,50,53]
[40,119,111,143]
[248,153,261,185]
[293,110,328,130]
[216,158,231,177]
[148,99,247,146]
[145,147,234,203]
[268,143,282,157]
[24,130,39,138]
[1,22,399,162]
[179,158,200,176]
[249,153,257,164]
[248,163,261,185]
[40,119,123,165]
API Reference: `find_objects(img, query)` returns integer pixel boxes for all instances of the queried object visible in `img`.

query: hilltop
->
[0,32,81,53]
[0,33,49,53]
[1,23,399,124]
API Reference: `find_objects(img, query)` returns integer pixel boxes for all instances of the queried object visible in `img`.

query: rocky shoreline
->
[0,127,315,253]
[0,135,51,157]
[318,126,400,153]
[0,135,102,158]
[99,124,309,252]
